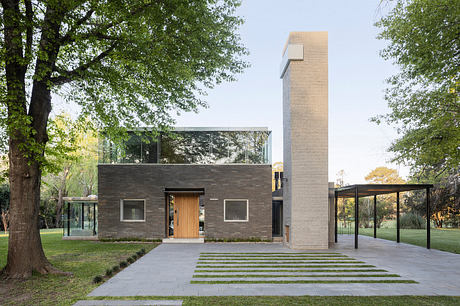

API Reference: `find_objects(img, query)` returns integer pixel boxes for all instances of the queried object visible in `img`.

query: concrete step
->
[162,238,204,244]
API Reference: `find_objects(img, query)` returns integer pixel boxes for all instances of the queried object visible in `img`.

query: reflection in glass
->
[99,129,271,165]
[63,201,97,237]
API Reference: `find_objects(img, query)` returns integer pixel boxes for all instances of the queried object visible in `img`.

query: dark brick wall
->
[98,164,272,239]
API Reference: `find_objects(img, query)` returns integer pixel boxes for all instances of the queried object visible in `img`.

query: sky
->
[170,0,409,184]
[51,0,409,184]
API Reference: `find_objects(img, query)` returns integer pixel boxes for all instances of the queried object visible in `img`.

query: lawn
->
[339,226,460,254]
[1,230,460,305]
[0,229,158,306]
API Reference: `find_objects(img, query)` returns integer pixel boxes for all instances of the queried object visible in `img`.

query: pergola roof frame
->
[334,184,433,250]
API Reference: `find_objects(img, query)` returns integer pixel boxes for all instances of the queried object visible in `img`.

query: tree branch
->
[24,0,33,62]
[60,2,154,45]
[50,43,118,85]
[59,8,94,44]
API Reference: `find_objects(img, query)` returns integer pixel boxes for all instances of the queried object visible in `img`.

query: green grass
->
[196,264,375,268]
[338,227,460,254]
[200,255,348,258]
[193,274,400,278]
[0,229,158,306]
[198,257,354,261]
[77,296,460,306]
[195,269,388,273]
[359,228,460,254]
[191,280,418,284]
[200,252,341,254]
[197,261,364,265]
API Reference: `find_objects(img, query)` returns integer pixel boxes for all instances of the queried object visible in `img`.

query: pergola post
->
[373,195,377,238]
[354,186,359,249]
[67,202,70,236]
[396,191,400,243]
[335,191,338,243]
[426,187,431,249]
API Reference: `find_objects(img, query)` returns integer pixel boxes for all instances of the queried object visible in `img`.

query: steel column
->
[93,202,96,236]
[81,203,84,230]
[427,187,431,249]
[373,195,377,238]
[396,191,400,243]
[67,202,70,236]
[354,186,359,249]
[335,192,338,243]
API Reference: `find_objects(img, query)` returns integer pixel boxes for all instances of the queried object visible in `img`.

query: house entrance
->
[168,193,200,238]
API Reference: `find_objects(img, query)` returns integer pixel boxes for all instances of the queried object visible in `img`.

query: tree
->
[272,162,283,191]
[365,167,405,227]
[1,0,247,278]
[405,166,459,228]
[0,183,9,231]
[373,0,460,176]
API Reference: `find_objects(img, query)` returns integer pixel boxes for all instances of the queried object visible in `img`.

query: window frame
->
[120,199,146,222]
[223,199,249,222]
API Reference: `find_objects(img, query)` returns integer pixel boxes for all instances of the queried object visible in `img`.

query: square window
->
[224,199,248,222]
[120,199,145,222]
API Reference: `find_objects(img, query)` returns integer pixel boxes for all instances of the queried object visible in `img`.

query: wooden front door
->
[174,194,199,238]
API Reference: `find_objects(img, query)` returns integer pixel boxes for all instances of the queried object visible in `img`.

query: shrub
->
[112,265,120,273]
[127,257,134,264]
[140,248,146,254]
[119,261,128,268]
[105,269,113,277]
[93,275,104,283]
[132,254,138,260]
[400,213,426,229]
[136,251,143,257]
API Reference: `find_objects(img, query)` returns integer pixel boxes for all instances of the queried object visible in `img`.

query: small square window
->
[224,199,248,222]
[120,199,145,222]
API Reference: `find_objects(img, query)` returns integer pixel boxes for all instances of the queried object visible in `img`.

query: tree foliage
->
[0,0,247,278]
[364,166,405,227]
[373,0,460,174]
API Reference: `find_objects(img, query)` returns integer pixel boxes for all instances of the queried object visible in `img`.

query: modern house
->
[63,31,335,249]
[96,127,273,241]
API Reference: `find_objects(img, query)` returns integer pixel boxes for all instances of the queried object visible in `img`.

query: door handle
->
[176,208,179,226]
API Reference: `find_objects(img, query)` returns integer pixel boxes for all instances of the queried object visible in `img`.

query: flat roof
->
[335,184,433,198]
[63,196,98,202]
[129,127,270,132]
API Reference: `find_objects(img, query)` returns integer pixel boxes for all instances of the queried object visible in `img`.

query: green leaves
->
[373,0,460,175]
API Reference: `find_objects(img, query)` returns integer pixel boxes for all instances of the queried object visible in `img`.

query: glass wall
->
[63,201,98,237]
[99,129,272,165]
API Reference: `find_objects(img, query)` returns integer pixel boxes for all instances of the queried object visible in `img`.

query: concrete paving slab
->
[89,236,460,296]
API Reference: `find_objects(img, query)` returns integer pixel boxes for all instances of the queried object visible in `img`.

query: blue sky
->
[51,0,407,184]
[171,0,408,184]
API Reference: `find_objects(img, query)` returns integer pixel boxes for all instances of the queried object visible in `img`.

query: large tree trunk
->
[4,140,56,278]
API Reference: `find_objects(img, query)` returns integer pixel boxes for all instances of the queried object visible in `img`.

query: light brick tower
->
[280,32,329,249]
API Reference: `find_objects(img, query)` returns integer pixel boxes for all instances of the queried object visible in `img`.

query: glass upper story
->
[99,127,272,165]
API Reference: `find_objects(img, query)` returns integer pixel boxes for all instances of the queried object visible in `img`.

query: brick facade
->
[282,32,329,249]
[98,164,272,239]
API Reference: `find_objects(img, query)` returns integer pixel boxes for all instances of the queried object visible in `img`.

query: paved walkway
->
[88,235,460,296]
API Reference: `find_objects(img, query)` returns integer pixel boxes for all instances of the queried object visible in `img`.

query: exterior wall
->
[282,32,329,249]
[98,164,272,239]
[328,182,335,247]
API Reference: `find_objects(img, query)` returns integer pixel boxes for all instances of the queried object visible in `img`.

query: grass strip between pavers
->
[196,264,376,268]
[200,255,348,258]
[194,269,388,273]
[192,274,401,278]
[200,252,341,255]
[190,280,418,284]
[197,261,365,264]
[198,258,356,261]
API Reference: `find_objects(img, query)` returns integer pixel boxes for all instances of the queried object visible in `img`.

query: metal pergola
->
[334,184,433,249]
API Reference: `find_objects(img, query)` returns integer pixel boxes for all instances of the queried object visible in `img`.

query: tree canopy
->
[373,0,459,175]
[0,0,248,278]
